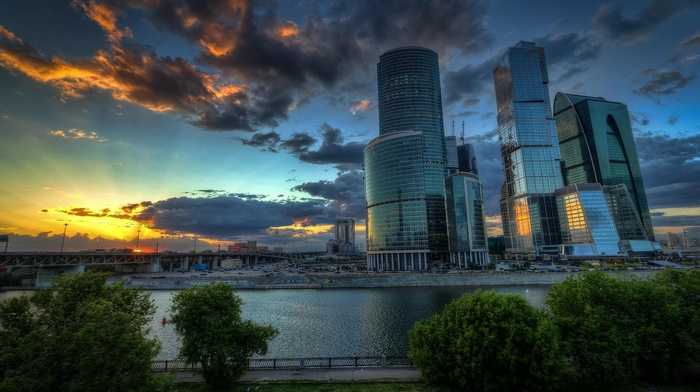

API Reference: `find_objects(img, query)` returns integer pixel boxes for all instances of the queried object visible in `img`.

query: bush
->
[408,290,562,392]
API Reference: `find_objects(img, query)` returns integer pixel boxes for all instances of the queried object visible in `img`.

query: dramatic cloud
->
[237,131,282,152]
[667,114,679,125]
[636,133,700,209]
[535,32,602,83]
[350,99,372,115]
[593,0,699,44]
[280,124,366,169]
[292,170,365,221]
[443,59,495,106]
[132,195,327,237]
[633,69,697,103]
[680,30,700,47]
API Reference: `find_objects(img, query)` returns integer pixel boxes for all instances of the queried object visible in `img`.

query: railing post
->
[328,357,331,368]
[273,358,276,369]
[300,358,305,369]
[355,357,358,367]
[381,355,387,367]
[164,361,168,372]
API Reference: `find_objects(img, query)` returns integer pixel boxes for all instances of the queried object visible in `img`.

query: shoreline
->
[0,270,660,292]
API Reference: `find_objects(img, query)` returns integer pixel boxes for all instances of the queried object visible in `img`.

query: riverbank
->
[0,269,660,291]
[122,269,656,290]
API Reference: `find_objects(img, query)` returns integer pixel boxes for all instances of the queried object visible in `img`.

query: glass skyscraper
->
[493,41,563,255]
[365,47,448,270]
[445,138,489,267]
[553,93,655,241]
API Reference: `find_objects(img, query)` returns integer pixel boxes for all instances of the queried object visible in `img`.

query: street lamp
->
[60,223,68,253]
[136,228,141,251]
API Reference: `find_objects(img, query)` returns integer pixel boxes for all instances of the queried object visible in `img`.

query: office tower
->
[553,93,655,241]
[327,218,356,256]
[493,41,564,255]
[335,218,355,245]
[365,46,448,270]
[445,141,490,266]
[446,135,459,174]
[457,143,478,176]
[555,183,621,256]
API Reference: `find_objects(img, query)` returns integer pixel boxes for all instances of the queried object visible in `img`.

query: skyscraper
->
[445,138,489,266]
[553,93,655,241]
[365,46,448,270]
[493,41,563,255]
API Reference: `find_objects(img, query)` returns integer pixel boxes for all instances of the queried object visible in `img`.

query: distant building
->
[327,218,356,256]
[493,41,563,255]
[553,93,655,241]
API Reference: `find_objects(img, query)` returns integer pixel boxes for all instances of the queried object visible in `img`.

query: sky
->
[1,0,699,253]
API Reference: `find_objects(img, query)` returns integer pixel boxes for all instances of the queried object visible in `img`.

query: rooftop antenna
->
[460,121,465,144]
[451,120,455,136]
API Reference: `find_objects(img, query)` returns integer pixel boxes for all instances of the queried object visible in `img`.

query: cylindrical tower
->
[365,47,449,270]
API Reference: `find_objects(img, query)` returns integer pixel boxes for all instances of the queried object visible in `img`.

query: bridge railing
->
[152,356,413,372]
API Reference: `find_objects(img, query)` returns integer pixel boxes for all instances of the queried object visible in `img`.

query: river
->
[1,285,549,360]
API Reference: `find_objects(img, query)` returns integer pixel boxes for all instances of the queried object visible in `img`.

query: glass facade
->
[365,47,448,270]
[493,41,563,254]
[553,93,655,241]
[555,184,621,256]
[445,173,489,266]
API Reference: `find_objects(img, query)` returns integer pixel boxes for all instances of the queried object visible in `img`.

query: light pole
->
[193,236,198,252]
[60,223,68,253]
[136,228,141,251]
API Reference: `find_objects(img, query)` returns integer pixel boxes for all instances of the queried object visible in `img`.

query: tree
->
[547,270,700,389]
[169,282,278,390]
[0,271,170,392]
[408,290,562,392]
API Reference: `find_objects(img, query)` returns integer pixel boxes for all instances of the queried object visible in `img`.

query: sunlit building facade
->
[555,184,621,256]
[553,93,655,241]
[365,47,448,270]
[493,41,563,255]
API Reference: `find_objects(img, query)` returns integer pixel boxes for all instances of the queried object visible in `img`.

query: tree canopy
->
[408,290,562,392]
[0,271,169,392]
[547,269,700,389]
[169,282,278,390]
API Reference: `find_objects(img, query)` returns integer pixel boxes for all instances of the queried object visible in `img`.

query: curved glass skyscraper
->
[553,93,655,241]
[365,47,448,270]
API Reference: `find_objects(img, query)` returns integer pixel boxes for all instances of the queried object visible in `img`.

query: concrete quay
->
[125,269,657,290]
[174,367,421,384]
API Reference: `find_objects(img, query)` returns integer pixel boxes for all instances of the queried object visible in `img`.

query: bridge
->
[0,251,327,287]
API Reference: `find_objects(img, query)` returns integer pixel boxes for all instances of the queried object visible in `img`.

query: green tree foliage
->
[408,290,562,392]
[0,271,169,392]
[169,282,278,390]
[547,270,700,390]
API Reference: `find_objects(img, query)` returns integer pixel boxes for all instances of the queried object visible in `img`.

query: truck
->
[193,263,209,272]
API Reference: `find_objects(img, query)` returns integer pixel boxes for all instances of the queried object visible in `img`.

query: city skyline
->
[1,0,699,252]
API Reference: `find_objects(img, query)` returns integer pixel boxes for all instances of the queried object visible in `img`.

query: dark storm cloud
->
[630,112,650,126]
[536,32,602,82]
[667,114,680,125]
[292,170,365,221]
[133,195,327,237]
[633,69,697,103]
[593,0,699,44]
[680,30,700,47]
[636,133,700,208]
[280,124,366,169]
[237,131,282,152]
[651,213,700,229]
[443,59,495,106]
